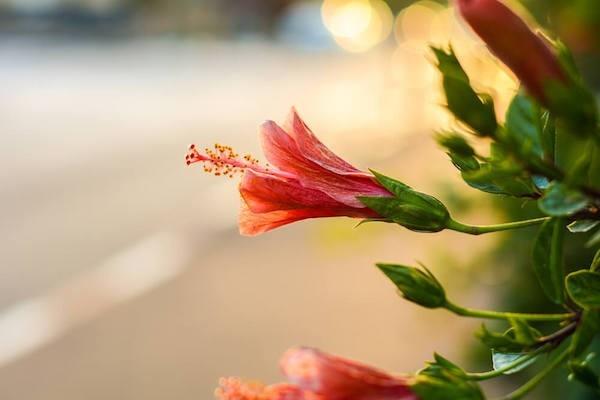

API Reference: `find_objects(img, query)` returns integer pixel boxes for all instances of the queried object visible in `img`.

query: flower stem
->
[498,345,571,400]
[444,301,575,322]
[446,217,550,235]
[467,344,551,381]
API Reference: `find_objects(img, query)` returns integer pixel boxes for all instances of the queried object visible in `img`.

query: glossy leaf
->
[568,220,600,233]
[566,271,600,309]
[538,183,589,216]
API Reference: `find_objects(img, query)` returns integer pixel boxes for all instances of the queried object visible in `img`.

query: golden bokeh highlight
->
[394,0,445,45]
[321,0,393,52]
[389,0,520,119]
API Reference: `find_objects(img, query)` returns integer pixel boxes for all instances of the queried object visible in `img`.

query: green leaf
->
[588,230,600,248]
[437,132,480,172]
[568,145,596,188]
[568,220,600,233]
[436,132,476,157]
[376,263,446,308]
[504,93,544,158]
[548,39,600,186]
[508,318,539,346]
[555,128,595,183]
[432,47,497,136]
[492,351,539,375]
[542,37,598,137]
[592,249,600,272]
[566,271,600,309]
[546,80,598,139]
[540,111,556,161]
[532,218,566,304]
[538,183,589,216]
[571,311,600,357]
[462,164,537,197]
[449,153,480,172]
[476,325,524,353]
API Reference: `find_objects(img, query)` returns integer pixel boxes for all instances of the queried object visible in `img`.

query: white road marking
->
[0,232,190,367]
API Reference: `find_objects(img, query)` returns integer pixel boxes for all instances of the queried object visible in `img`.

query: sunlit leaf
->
[492,351,538,375]
[432,46,497,136]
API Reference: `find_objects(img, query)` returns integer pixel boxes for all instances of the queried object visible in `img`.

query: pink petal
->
[238,202,375,236]
[283,108,371,178]
[240,170,347,213]
[280,348,417,400]
[259,121,389,207]
[216,378,308,400]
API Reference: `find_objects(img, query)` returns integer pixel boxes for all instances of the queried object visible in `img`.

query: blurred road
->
[0,38,495,399]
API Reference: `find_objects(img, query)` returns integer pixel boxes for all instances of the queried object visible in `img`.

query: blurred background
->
[0,0,598,399]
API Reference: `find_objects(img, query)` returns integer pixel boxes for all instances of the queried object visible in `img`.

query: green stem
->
[446,217,550,235]
[499,345,571,400]
[445,301,575,322]
[467,344,551,381]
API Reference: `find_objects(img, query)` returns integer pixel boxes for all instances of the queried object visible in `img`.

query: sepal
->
[359,171,450,232]
[411,354,484,400]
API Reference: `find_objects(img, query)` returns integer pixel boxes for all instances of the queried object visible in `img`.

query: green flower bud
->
[377,263,446,308]
[359,171,450,232]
